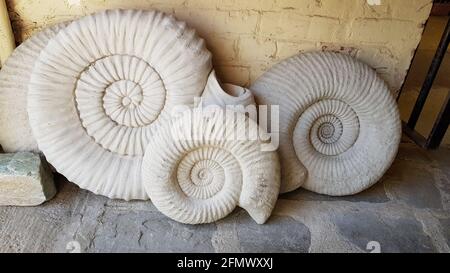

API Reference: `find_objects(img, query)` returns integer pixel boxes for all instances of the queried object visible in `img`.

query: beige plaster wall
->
[0,0,15,67]
[3,0,433,93]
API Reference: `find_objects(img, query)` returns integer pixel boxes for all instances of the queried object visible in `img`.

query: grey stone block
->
[0,152,55,206]
[89,207,217,253]
[333,210,436,253]
[235,213,311,253]
[439,218,450,248]
[384,160,443,209]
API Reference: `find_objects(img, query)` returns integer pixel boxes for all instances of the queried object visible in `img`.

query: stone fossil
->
[27,9,212,200]
[202,70,256,112]
[142,108,280,224]
[250,52,401,196]
[0,24,66,153]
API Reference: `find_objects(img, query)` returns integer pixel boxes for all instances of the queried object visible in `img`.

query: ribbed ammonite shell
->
[27,10,212,200]
[142,108,280,224]
[0,24,66,152]
[250,52,401,196]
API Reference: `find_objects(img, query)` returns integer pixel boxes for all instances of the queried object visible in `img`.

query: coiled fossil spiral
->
[27,10,212,200]
[251,52,401,196]
[142,108,280,224]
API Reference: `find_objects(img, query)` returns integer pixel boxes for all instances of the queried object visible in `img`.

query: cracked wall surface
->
[4,0,432,94]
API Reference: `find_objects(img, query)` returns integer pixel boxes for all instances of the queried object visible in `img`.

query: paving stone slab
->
[0,144,449,253]
[235,212,311,253]
[332,210,436,253]
[384,160,443,209]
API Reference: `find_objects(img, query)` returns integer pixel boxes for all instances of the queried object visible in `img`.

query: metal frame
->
[401,17,450,149]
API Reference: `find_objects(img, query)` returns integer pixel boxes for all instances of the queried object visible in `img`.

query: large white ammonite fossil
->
[250,52,401,196]
[142,108,280,224]
[27,10,212,200]
[0,24,66,152]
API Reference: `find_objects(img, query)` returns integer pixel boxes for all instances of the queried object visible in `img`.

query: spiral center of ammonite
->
[293,99,360,157]
[75,55,166,156]
[318,122,335,139]
[197,169,211,182]
[190,161,217,186]
[177,153,227,200]
[315,115,344,145]
[118,84,143,108]
[102,75,163,128]
[105,80,144,110]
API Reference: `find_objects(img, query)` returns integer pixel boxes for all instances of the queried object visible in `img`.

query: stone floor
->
[0,140,449,253]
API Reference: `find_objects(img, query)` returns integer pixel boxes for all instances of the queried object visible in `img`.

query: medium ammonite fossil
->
[142,108,280,224]
[250,52,401,196]
[27,10,212,200]
[0,24,66,152]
